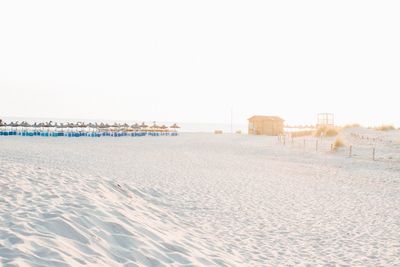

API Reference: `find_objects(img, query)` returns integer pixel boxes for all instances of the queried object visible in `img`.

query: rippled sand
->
[1,133,400,266]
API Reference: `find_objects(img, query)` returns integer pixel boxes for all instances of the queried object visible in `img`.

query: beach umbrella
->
[150,122,159,129]
[9,121,18,131]
[47,121,55,133]
[99,123,109,131]
[103,123,111,132]
[93,123,100,133]
[169,123,180,134]
[10,121,16,130]
[149,122,160,134]
[65,122,74,132]
[17,121,24,130]
[44,121,52,127]
[57,123,65,132]
[21,121,30,131]
[44,121,53,132]
[21,121,28,131]
[78,122,87,129]
[170,123,180,129]
[37,122,44,131]
[87,122,95,132]
[130,123,140,130]
[140,122,148,129]
[111,122,120,131]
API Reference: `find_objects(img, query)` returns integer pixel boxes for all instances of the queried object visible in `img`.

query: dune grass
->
[314,126,339,137]
[343,123,361,129]
[332,137,345,151]
[290,130,313,138]
[375,125,395,131]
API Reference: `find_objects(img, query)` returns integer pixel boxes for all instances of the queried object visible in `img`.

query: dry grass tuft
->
[291,130,313,138]
[325,128,339,137]
[375,125,395,131]
[343,123,361,129]
[332,137,345,151]
[314,126,339,137]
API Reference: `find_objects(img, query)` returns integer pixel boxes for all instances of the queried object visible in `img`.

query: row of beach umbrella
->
[0,119,180,135]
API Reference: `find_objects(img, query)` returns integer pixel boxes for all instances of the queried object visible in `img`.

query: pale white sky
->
[0,1,399,126]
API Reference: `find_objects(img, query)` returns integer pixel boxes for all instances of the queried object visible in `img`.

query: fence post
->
[372,148,375,161]
[303,139,306,151]
[349,145,352,157]
[330,143,333,152]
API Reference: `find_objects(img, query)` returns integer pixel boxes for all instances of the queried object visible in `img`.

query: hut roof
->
[248,115,284,122]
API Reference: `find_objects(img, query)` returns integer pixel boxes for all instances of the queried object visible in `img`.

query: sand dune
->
[1,133,400,266]
[0,158,241,266]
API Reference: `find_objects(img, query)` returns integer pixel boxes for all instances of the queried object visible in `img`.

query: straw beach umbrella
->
[101,123,111,133]
[111,122,120,131]
[170,123,180,130]
[122,123,129,132]
[38,122,45,132]
[9,121,18,131]
[66,122,74,133]
[0,119,5,131]
[140,122,148,131]
[160,125,168,132]
[87,122,96,132]
[3,122,8,131]
[57,123,65,133]
[131,122,140,130]
[150,122,160,131]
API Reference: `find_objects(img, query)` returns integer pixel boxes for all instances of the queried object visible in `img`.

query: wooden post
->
[316,140,318,152]
[372,148,376,161]
[349,145,352,157]
[330,143,333,152]
[303,139,306,150]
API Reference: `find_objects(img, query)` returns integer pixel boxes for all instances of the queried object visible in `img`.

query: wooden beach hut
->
[248,115,284,136]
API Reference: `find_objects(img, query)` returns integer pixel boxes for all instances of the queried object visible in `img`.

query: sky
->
[0,0,399,126]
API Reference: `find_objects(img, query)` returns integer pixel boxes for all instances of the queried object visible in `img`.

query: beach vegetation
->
[343,123,361,129]
[375,125,395,131]
[332,137,345,150]
[314,126,339,137]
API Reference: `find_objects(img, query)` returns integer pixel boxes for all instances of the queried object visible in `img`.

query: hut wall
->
[248,119,283,136]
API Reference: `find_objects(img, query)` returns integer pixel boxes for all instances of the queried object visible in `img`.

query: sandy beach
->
[1,133,400,266]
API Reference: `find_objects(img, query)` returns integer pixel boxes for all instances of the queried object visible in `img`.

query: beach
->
[1,133,400,266]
